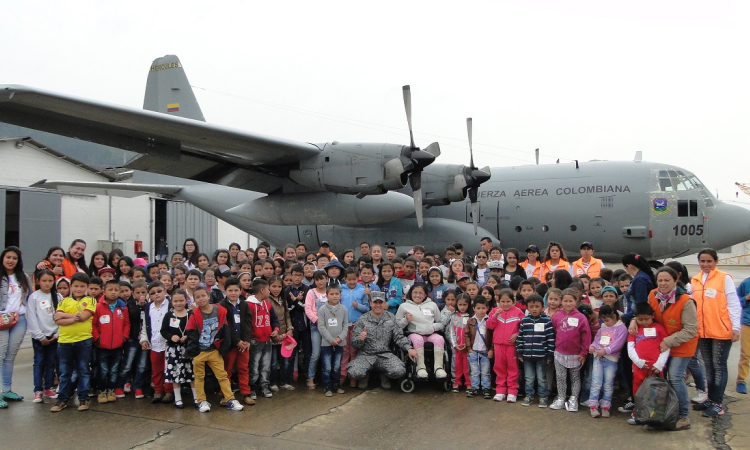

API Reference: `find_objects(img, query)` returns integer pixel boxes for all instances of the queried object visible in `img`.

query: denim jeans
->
[688,353,706,391]
[589,357,618,408]
[271,344,293,386]
[118,340,149,390]
[0,313,27,392]
[308,325,322,380]
[57,338,93,403]
[97,347,123,390]
[249,339,272,391]
[469,351,490,390]
[699,338,733,405]
[32,338,58,392]
[581,353,594,401]
[321,345,343,390]
[523,358,548,399]
[667,356,691,419]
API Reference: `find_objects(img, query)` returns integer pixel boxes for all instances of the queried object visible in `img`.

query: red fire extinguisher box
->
[134,241,143,254]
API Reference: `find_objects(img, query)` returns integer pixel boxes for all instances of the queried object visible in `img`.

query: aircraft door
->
[466,201,480,224]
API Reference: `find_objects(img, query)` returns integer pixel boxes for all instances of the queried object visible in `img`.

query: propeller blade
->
[471,202,479,235]
[414,188,423,228]
[403,85,415,148]
[424,142,441,157]
[467,117,474,169]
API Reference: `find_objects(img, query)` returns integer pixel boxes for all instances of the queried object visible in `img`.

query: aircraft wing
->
[0,85,321,171]
[30,179,184,198]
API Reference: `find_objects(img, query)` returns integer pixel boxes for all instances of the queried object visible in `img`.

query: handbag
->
[0,311,19,331]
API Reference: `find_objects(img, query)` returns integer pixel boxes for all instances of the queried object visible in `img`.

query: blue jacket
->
[340,284,370,323]
[381,278,403,314]
[622,271,654,323]
[738,277,750,326]
[428,284,449,310]
[516,313,555,360]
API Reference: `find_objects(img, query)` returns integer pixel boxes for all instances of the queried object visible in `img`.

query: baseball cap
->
[580,241,594,250]
[320,241,330,247]
[370,291,386,302]
[98,267,116,276]
[280,335,297,358]
[457,272,470,281]
[217,264,232,276]
[133,258,148,267]
[487,260,503,270]
[525,245,540,253]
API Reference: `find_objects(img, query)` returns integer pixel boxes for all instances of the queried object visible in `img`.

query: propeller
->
[400,85,440,228]
[454,117,491,235]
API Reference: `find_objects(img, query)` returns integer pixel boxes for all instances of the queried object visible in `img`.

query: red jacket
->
[186,304,231,356]
[92,299,130,349]
[486,306,525,346]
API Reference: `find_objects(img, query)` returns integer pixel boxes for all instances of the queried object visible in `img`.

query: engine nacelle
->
[225,191,415,226]
[421,164,468,206]
[288,142,407,195]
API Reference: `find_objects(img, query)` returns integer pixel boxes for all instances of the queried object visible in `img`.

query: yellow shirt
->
[57,296,96,344]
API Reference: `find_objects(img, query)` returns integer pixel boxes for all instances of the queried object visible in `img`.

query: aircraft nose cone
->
[708,203,750,251]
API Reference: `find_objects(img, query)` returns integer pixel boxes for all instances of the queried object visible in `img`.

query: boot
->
[433,347,447,379]
[357,374,369,390]
[416,348,428,379]
[380,374,391,389]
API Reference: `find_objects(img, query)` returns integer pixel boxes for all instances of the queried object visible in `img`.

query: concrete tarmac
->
[2,265,750,449]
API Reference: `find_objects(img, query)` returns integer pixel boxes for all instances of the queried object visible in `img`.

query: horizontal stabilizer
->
[31,179,183,198]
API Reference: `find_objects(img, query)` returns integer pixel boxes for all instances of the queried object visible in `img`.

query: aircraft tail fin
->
[143,55,206,122]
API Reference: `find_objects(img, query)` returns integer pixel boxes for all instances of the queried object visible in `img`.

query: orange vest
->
[648,290,698,357]
[62,259,79,278]
[520,260,542,279]
[540,260,570,280]
[572,258,603,278]
[691,269,733,340]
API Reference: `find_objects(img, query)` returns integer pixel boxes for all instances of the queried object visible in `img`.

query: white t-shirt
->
[2,274,26,315]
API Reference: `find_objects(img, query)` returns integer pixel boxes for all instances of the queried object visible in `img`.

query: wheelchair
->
[395,333,452,393]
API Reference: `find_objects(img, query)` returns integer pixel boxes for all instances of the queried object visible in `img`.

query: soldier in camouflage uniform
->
[348,291,417,388]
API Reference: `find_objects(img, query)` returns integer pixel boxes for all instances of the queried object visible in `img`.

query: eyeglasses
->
[149,289,164,294]
[476,256,487,259]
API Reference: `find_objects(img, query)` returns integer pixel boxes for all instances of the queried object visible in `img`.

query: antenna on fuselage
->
[634,151,643,162]
[535,148,539,165]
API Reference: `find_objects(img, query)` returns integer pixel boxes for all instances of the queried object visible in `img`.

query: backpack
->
[634,376,680,428]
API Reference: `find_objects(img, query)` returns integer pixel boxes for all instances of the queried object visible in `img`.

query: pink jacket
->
[551,309,591,358]
[486,306,525,346]
[304,288,327,325]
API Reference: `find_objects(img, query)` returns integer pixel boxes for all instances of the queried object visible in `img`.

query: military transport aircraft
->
[1,55,749,260]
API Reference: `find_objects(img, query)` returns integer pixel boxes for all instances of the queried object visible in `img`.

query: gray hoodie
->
[318,302,348,347]
[395,298,444,335]
[26,290,60,340]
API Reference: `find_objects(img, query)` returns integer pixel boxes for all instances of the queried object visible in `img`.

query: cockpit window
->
[657,171,707,193]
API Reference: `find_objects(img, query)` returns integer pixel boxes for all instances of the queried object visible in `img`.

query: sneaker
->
[270,385,279,392]
[565,396,578,412]
[281,384,295,391]
[124,383,132,393]
[466,389,477,398]
[244,395,256,405]
[161,392,174,404]
[198,400,211,413]
[0,398,8,409]
[693,400,712,411]
[151,392,163,404]
[618,401,634,413]
[590,406,601,418]
[674,417,691,430]
[250,391,257,400]
[1,390,23,401]
[521,396,532,407]
[33,392,43,403]
[451,386,460,393]
[43,389,58,399]
[50,401,67,412]
[107,389,117,402]
[538,398,549,408]
[691,390,708,404]
[493,394,506,402]
[324,389,333,397]
[262,389,273,398]
[738,382,748,395]
[380,375,391,390]
[550,397,565,410]
[483,389,493,400]
[336,388,345,394]
[627,416,637,425]
[134,389,145,399]
[78,400,90,411]
[226,399,244,411]
[580,399,590,407]
[98,391,109,404]
[174,400,184,409]
[602,407,610,418]
[219,398,228,406]
[113,388,125,398]
[507,394,517,403]
[702,403,725,417]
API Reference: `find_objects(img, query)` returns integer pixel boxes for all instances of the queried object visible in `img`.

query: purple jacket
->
[590,321,628,361]
[552,309,591,358]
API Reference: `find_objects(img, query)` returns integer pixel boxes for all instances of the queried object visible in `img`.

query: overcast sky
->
[3,0,749,202]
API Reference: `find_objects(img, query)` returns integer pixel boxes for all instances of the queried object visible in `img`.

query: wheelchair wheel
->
[400,379,415,393]
[442,380,451,392]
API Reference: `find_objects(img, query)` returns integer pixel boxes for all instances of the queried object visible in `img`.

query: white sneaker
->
[493,394,505,402]
[691,390,708,404]
[198,401,211,413]
[565,396,579,412]
[550,397,565,410]
[579,399,590,407]
[226,399,244,411]
[124,383,132,393]
[506,394,517,403]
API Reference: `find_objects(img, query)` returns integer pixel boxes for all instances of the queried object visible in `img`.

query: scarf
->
[656,288,677,312]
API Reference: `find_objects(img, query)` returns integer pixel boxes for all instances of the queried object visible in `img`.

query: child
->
[268,276,294,391]
[626,302,669,425]
[139,280,175,404]
[117,280,148,399]
[395,283,446,380]
[324,259,345,287]
[445,292,471,392]
[544,288,562,318]
[88,277,103,304]
[466,297,493,399]
[600,286,621,314]
[161,290,195,408]
[396,257,418,296]
[56,277,70,299]
[285,265,310,383]
[359,264,379,295]
[588,305,627,418]
[184,269,203,309]
[376,262,402,314]
[186,286,243,413]
[518,280,535,310]
[318,284,348,396]
[51,273,97,412]
[550,288,591,413]
[464,281,480,302]
[487,288,525,402]
[577,302,599,407]
[427,266,448,310]
[339,268,369,387]
[159,271,174,296]
[92,280,130,404]
[588,278,606,310]
[248,278,281,398]
[516,294,555,407]
[98,267,115,283]
[302,261,316,286]
[27,269,60,402]
[219,277,253,404]
[305,271,328,389]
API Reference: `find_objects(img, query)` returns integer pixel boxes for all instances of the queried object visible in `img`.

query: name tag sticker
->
[423,309,433,316]
[327,318,338,327]
[644,327,657,337]
[600,335,611,345]
[567,317,579,327]
[100,315,110,324]
[534,323,545,332]
[705,288,717,298]
[234,313,241,324]
[462,317,469,325]
[576,269,584,275]
[170,318,180,328]
[504,274,511,281]
[436,291,443,299]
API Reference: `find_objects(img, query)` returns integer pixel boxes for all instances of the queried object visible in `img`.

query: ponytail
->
[621,253,655,285]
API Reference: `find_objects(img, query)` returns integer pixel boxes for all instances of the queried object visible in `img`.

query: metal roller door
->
[19,190,61,265]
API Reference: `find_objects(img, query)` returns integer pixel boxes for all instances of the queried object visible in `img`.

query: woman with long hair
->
[62,239,87,278]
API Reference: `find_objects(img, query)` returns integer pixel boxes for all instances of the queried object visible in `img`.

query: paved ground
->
[2,265,749,449]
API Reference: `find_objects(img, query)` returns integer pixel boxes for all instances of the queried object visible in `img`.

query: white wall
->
[218,219,258,252]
